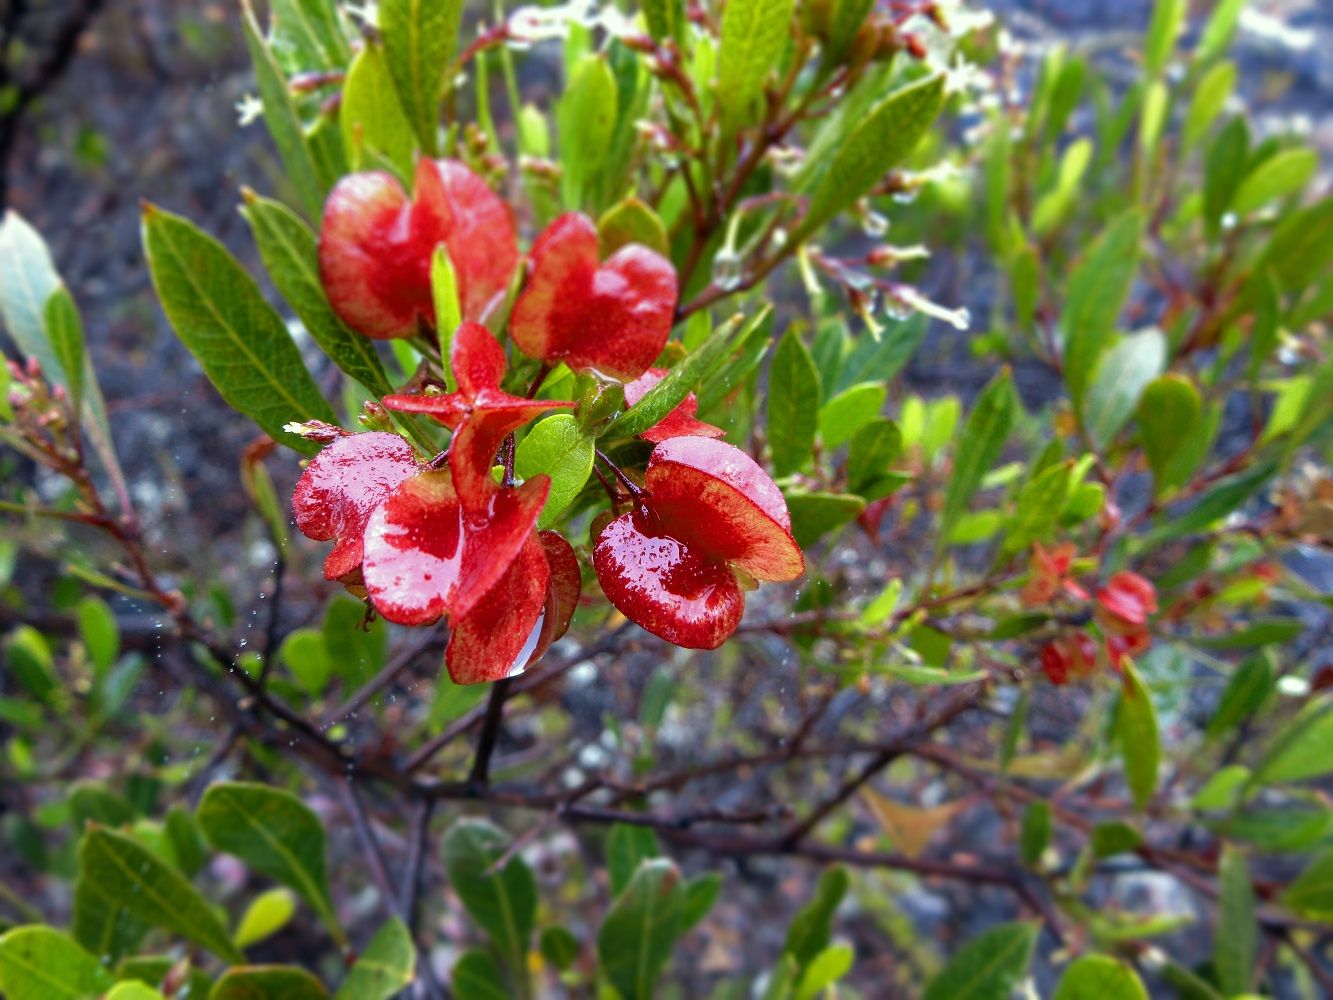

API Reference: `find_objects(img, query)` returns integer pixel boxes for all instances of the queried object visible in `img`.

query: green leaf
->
[1143,0,1185,75]
[1255,196,1333,293]
[643,0,684,42]
[1283,849,1333,921]
[1091,820,1141,858]
[609,313,748,438]
[681,872,722,932]
[599,197,670,257]
[1231,147,1318,216]
[278,627,333,696]
[196,782,341,942]
[768,329,822,476]
[1137,374,1201,489]
[78,826,244,962]
[341,42,415,179]
[142,204,336,454]
[4,625,59,705]
[597,858,686,1000]
[380,0,461,155]
[0,926,116,1000]
[234,887,298,949]
[75,596,119,678]
[1197,0,1245,62]
[1204,117,1248,234]
[1053,955,1148,1000]
[241,0,323,219]
[1253,699,1333,786]
[1117,661,1160,811]
[270,0,349,72]
[1215,847,1257,996]
[212,965,328,1000]
[608,823,662,897]
[1083,330,1166,449]
[558,55,618,208]
[922,922,1038,1000]
[1019,801,1051,867]
[784,490,865,547]
[72,870,148,963]
[1150,460,1275,542]
[441,819,537,973]
[1205,654,1273,739]
[1005,461,1073,552]
[940,370,1017,540]
[1060,212,1143,408]
[43,286,84,412]
[794,943,853,1000]
[240,191,393,398]
[718,0,795,133]
[793,74,945,242]
[1183,60,1236,149]
[323,594,388,686]
[784,866,848,968]
[109,983,165,1000]
[334,919,415,1000]
[835,315,926,391]
[818,382,885,449]
[847,418,902,496]
[515,414,595,528]
[451,950,509,1000]
[431,246,463,372]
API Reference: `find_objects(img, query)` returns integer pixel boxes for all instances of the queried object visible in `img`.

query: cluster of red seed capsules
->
[292,159,804,684]
[1023,543,1159,685]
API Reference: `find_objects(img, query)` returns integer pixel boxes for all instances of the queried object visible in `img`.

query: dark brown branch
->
[468,677,512,786]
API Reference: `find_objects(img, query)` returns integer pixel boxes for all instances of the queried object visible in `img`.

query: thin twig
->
[468,678,512,786]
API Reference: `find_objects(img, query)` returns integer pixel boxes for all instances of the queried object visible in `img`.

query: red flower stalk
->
[622,367,724,443]
[593,437,804,649]
[510,213,677,381]
[319,159,518,339]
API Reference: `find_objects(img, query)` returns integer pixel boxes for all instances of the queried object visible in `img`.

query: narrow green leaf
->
[1197,0,1245,62]
[334,919,415,1000]
[142,203,336,455]
[784,490,865,547]
[1216,847,1257,995]
[847,418,902,497]
[1144,0,1185,75]
[795,943,854,1000]
[1183,60,1236,149]
[608,312,747,439]
[1204,117,1248,234]
[1053,955,1149,1000]
[432,245,463,377]
[1005,461,1073,552]
[1117,661,1160,811]
[241,0,323,219]
[1091,820,1141,858]
[1019,801,1051,866]
[558,55,618,208]
[43,286,84,412]
[514,414,595,528]
[598,197,670,257]
[643,0,684,42]
[922,922,1038,1000]
[76,596,119,677]
[1205,654,1273,739]
[108,983,165,1000]
[784,866,848,969]
[78,826,244,963]
[72,872,148,963]
[836,315,926,391]
[270,0,350,72]
[441,819,537,973]
[1151,460,1275,541]
[241,191,393,398]
[940,369,1017,539]
[597,859,686,1000]
[1060,212,1143,407]
[1231,147,1317,216]
[718,0,795,133]
[794,74,945,242]
[1253,699,1333,786]
[1255,196,1333,293]
[539,926,581,970]
[768,328,822,476]
[0,926,116,1000]
[681,872,723,932]
[1083,330,1166,449]
[196,782,342,942]
[341,42,415,179]
[212,965,329,1000]
[380,0,461,155]
[1137,374,1201,489]
[1283,849,1333,921]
